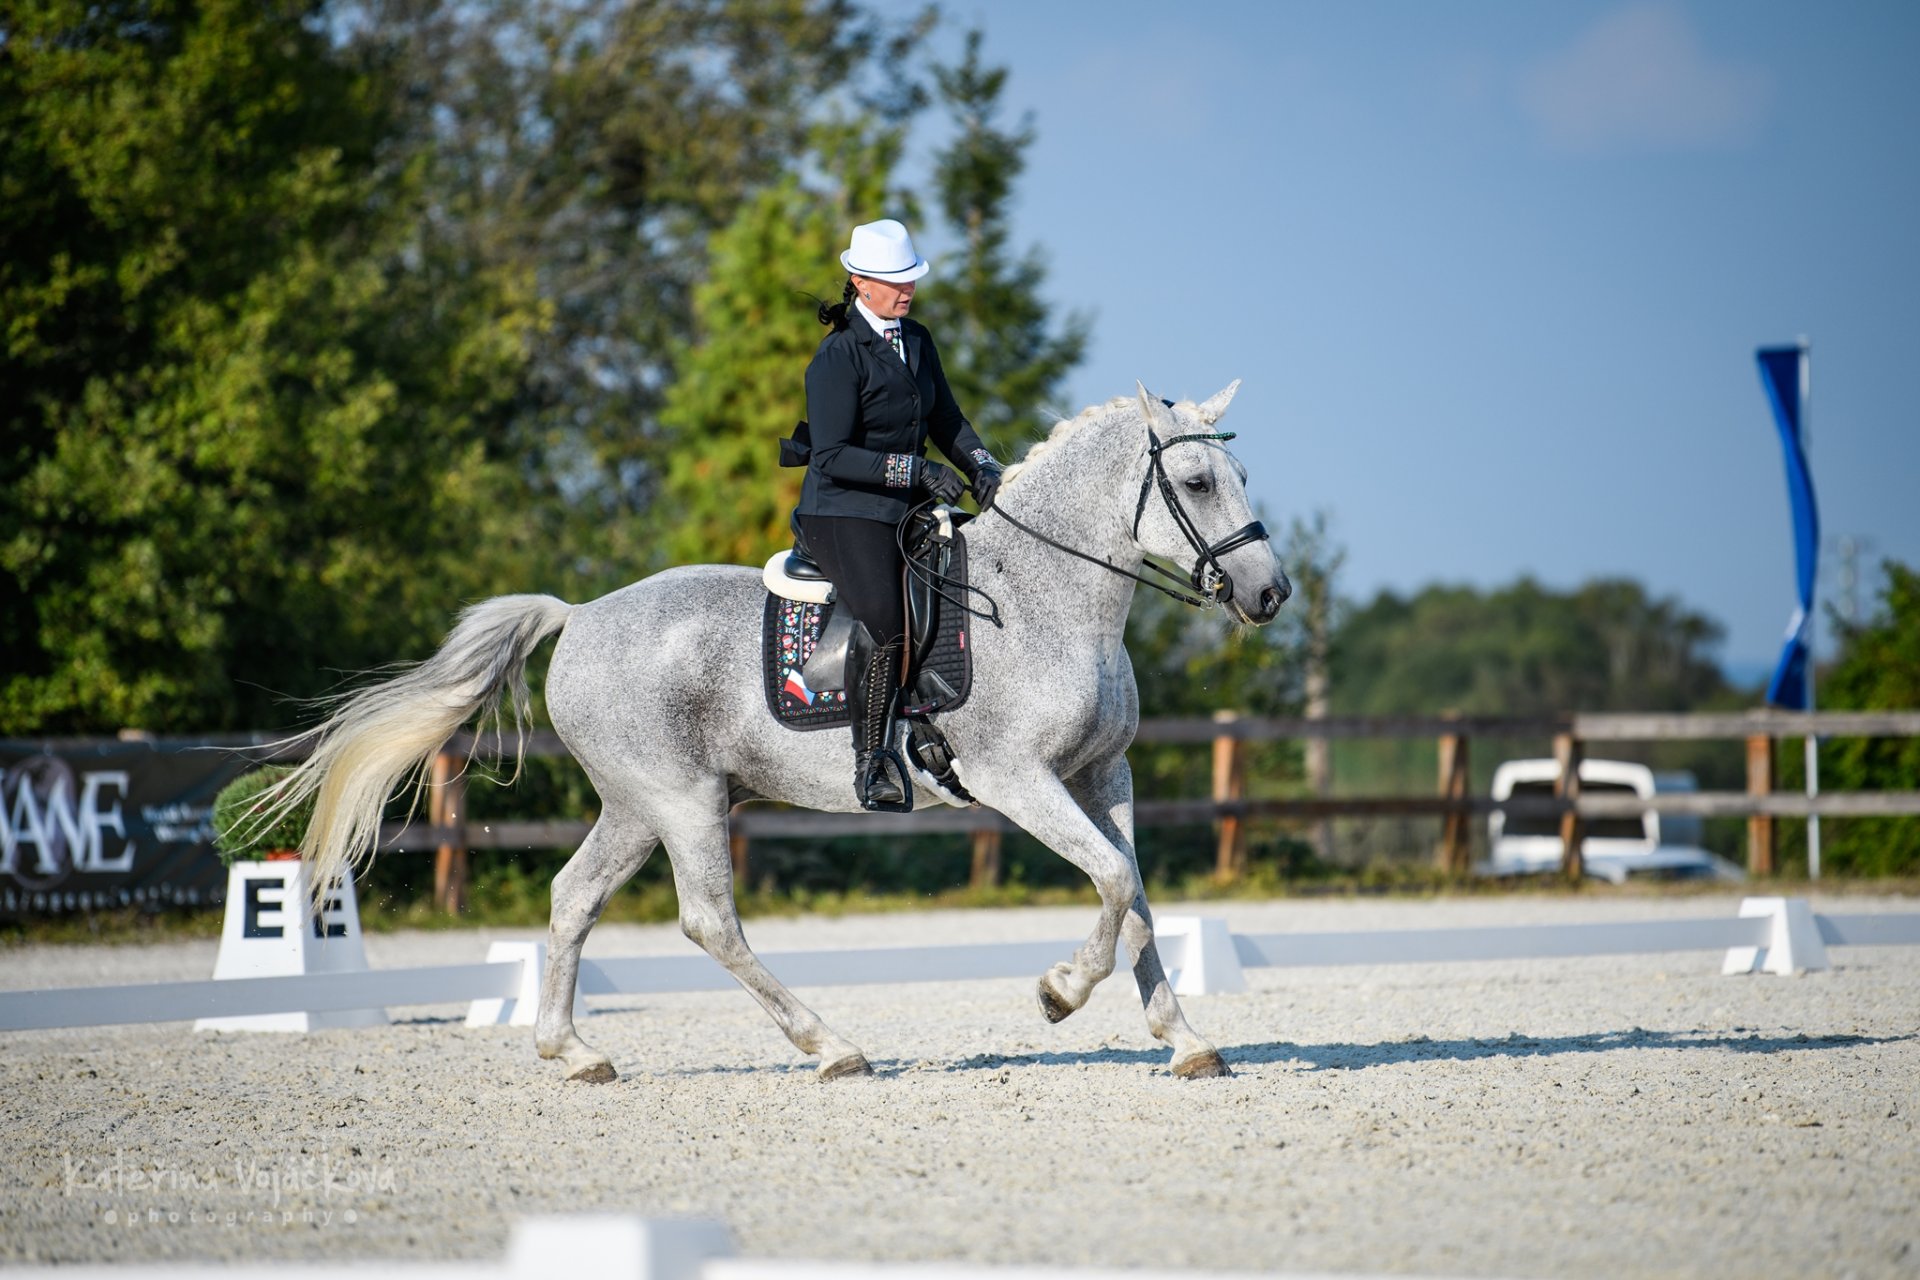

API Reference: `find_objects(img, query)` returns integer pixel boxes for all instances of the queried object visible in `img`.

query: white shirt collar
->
[853,297,899,338]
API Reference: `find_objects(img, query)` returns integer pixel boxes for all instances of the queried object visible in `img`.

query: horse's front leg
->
[1016,786,1135,1016]
[968,770,1133,1017]
[1065,755,1231,1079]
[983,764,1226,1075]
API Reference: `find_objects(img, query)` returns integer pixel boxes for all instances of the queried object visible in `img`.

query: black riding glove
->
[918,459,966,506]
[972,463,1005,511]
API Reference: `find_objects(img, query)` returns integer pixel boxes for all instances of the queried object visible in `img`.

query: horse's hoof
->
[566,1061,618,1084]
[819,1052,874,1081]
[1036,975,1076,1024]
[1172,1049,1233,1080]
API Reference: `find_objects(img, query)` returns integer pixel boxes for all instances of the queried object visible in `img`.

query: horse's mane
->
[1000,395,1139,491]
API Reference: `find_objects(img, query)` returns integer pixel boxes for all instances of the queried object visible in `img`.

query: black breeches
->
[796,514,906,647]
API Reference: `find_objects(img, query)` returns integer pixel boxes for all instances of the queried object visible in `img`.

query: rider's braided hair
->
[817,277,856,331]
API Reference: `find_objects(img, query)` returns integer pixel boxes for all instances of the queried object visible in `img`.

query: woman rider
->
[792,219,1005,810]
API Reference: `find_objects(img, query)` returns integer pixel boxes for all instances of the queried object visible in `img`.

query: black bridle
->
[1132,426,1270,603]
[991,425,1270,609]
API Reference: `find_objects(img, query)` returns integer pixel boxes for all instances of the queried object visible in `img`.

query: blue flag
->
[1757,346,1817,708]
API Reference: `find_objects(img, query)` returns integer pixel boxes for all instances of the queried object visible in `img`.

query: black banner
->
[0,739,259,917]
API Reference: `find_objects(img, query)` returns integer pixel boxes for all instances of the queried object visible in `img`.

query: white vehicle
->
[1486,758,1745,884]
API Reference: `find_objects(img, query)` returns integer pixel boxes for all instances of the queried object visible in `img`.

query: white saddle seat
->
[762,550,834,605]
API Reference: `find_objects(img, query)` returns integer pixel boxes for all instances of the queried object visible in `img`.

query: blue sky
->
[898,1,1919,677]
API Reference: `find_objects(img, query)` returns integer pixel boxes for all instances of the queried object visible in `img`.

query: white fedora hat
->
[840,219,930,283]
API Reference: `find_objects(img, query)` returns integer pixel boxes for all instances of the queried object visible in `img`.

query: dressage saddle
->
[766,507,964,707]
[763,506,974,801]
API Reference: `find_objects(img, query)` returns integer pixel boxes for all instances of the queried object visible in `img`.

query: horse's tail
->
[259,594,574,914]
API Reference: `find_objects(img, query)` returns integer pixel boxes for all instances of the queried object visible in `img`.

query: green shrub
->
[211,767,311,864]
[1801,560,1920,876]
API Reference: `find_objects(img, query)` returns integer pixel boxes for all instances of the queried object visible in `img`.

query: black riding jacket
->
[791,317,992,524]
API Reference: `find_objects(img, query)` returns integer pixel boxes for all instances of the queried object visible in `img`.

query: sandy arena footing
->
[3,893,1915,1277]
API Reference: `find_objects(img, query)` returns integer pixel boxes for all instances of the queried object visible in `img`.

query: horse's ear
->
[1196,379,1241,425]
[1135,381,1177,432]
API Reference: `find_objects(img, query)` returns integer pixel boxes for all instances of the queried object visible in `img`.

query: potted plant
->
[211,767,310,864]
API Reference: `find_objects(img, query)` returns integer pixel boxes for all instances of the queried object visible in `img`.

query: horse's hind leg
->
[1066,756,1229,1079]
[536,809,659,1082]
[660,796,872,1080]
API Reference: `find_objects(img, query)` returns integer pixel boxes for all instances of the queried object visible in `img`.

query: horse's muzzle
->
[1233,570,1291,625]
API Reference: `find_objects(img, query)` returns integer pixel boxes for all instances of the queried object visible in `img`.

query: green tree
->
[1805,560,1920,876]
[353,0,931,582]
[1121,512,1341,880]
[1,0,544,732]
[1326,575,1743,829]
[648,27,1094,569]
[1288,512,1345,858]
[1331,577,1732,717]
[915,29,1088,457]
[653,123,904,566]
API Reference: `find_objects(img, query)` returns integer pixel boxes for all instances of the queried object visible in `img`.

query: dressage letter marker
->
[195,861,386,1033]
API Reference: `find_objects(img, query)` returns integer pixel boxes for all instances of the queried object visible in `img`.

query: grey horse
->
[275,381,1289,1082]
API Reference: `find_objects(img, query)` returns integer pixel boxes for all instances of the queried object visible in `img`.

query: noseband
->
[990,423,1271,610]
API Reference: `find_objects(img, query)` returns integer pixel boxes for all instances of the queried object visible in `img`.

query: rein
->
[989,504,1217,609]
[896,501,1005,627]
[990,426,1269,610]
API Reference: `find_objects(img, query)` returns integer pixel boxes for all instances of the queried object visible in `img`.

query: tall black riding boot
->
[847,630,909,811]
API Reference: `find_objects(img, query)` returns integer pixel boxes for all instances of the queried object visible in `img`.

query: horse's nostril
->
[1260,586,1284,616]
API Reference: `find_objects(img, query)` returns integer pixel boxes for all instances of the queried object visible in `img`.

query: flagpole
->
[1801,336,1820,880]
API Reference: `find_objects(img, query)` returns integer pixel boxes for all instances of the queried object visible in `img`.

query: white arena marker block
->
[466,940,583,1027]
[1157,916,1246,995]
[506,1215,733,1280]
[1722,896,1830,976]
[196,861,385,1032]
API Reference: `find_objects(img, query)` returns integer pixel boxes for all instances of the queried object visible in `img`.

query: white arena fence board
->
[1,1214,1479,1280]
[705,1264,1373,1280]
[580,939,1078,996]
[1819,913,1920,946]
[1232,916,1768,967]
[4,902,1917,1035]
[6,1269,475,1280]
[0,963,519,1032]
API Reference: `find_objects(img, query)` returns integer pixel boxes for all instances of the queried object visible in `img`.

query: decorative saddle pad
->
[762,596,851,730]
[760,531,976,732]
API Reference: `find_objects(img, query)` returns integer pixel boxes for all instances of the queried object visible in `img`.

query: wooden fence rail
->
[329,709,1920,902]
[69,710,1920,907]
[88,709,1920,757]
[374,791,1920,849]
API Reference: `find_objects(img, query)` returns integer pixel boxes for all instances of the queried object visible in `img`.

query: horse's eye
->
[1184,477,1211,494]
